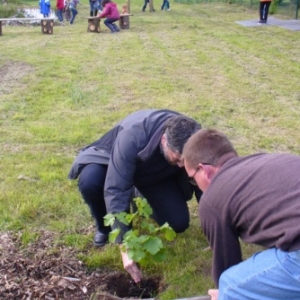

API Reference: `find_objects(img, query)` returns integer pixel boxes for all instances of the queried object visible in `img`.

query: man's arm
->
[120,246,142,283]
[104,129,147,282]
[200,203,242,285]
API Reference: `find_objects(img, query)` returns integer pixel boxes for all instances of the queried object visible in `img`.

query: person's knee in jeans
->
[218,265,255,300]
[104,19,115,32]
[112,22,120,31]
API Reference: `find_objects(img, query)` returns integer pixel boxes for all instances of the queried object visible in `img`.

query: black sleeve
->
[104,129,144,242]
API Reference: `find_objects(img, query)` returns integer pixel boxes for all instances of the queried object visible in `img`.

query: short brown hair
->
[182,129,237,168]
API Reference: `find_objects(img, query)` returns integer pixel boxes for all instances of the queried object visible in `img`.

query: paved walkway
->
[235,16,300,31]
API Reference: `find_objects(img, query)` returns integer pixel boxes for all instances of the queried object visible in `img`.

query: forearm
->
[119,244,142,283]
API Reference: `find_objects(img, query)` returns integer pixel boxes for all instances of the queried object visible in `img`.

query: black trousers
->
[259,1,271,23]
[78,163,201,234]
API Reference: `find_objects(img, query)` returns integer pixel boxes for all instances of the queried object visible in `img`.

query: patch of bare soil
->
[0,230,162,299]
[0,61,34,96]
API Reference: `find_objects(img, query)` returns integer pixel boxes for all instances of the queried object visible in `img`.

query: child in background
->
[69,0,81,24]
[89,0,99,16]
[64,0,71,22]
[97,0,103,13]
[56,0,65,24]
[161,0,170,10]
[39,0,51,17]
[98,0,120,33]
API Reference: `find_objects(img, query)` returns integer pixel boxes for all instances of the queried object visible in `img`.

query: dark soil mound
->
[0,230,162,299]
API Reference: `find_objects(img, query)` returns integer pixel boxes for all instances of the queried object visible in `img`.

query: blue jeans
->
[104,18,120,32]
[161,0,169,10]
[89,0,99,16]
[219,248,300,299]
[70,8,78,24]
[56,9,64,22]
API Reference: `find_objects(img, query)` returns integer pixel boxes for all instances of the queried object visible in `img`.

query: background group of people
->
[142,0,171,11]
[39,0,120,32]
[69,109,300,299]
[39,0,82,24]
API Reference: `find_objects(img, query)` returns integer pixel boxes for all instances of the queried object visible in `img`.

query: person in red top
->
[98,0,120,33]
[56,0,65,24]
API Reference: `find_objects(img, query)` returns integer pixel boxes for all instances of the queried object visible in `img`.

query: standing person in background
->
[98,0,120,33]
[69,0,81,24]
[142,0,149,11]
[56,0,65,24]
[97,0,103,13]
[161,0,170,11]
[63,0,71,22]
[39,0,51,17]
[89,0,99,16]
[142,0,155,12]
[258,0,272,24]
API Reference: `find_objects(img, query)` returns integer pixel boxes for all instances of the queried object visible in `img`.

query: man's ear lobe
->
[161,134,168,147]
[199,164,210,176]
[203,165,217,180]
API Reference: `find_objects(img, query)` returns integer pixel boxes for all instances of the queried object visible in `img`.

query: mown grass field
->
[0,0,300,298]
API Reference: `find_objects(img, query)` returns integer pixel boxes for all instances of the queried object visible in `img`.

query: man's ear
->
[201,164,217,180]
[161,133,167,145]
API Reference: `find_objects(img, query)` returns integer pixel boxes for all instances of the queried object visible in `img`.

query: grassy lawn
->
[0,0,300,298]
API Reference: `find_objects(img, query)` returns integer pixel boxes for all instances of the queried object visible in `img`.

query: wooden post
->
[87,17,101,33]
[0,21,2,36]
[149,0,154,11]
[41,19,54,35]
[126,0,130,14]
[119,15,130,29]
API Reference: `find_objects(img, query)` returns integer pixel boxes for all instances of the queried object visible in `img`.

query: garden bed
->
[0,230,162,299]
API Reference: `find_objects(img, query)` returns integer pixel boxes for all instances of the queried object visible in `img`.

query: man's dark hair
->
[182,129,237,168]
[163,115,201,154]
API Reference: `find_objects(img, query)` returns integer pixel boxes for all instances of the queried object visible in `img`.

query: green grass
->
[0,0,300,298]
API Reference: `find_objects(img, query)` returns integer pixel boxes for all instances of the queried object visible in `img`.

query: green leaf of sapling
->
[109,228,120,243]
[141,220,156,233]
[116,212,130,225]
[125,211,137,223]
[104,213,115,226]
[135,197,153,218]
[128,248,146,262]
[143,236,163,255]
[152,248,166,262]
[164,227,176,241]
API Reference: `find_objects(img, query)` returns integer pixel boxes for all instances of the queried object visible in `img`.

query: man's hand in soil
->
[208,289,219,300]
[120,246,142,283]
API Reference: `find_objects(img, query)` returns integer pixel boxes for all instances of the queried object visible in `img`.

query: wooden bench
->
[86,13,133,33]
[119,13,132,29]
[0,18,55,36]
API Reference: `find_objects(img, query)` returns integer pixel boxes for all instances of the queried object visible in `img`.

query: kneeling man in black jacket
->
[68,109,202,282]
